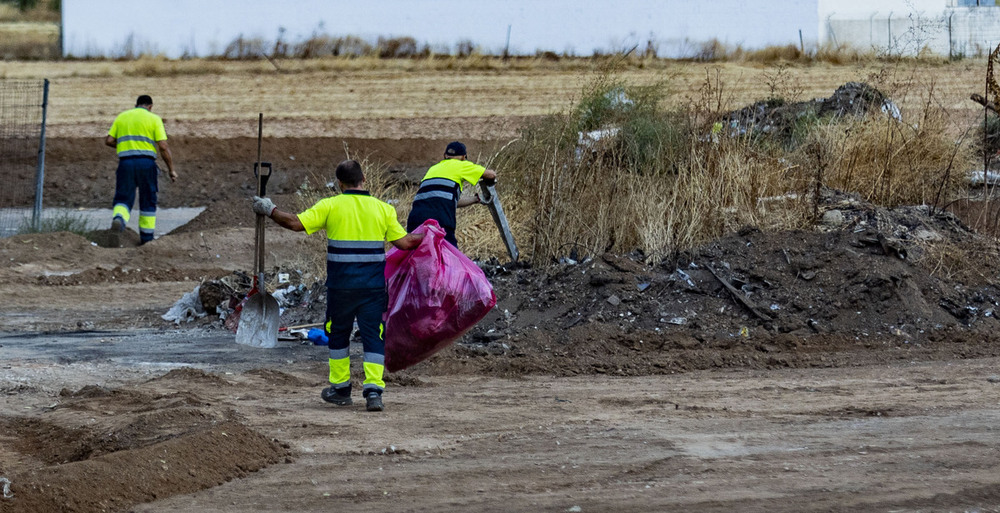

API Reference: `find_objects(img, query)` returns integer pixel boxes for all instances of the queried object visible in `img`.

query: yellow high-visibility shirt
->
[297,190,407,289]
[108,107,167,159]
[421,159,486,192]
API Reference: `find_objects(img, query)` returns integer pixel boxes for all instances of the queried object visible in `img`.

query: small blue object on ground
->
[307,328,329,345]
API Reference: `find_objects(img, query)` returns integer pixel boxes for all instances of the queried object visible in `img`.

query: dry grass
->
[474,64,978,263]
[793,115,973,208]
[0,3,58,22]
[492,119,807,263]
[0,21,58,60]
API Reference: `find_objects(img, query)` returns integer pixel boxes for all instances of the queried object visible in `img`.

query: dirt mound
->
[721,82,900,141]
[245,368,319,387]
[411,191,1000,376]
[0,377,289,513]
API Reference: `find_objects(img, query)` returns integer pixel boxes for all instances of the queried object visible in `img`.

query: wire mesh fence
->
[0,79,47,237]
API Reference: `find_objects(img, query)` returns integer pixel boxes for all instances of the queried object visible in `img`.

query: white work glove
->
[252,196,276,216]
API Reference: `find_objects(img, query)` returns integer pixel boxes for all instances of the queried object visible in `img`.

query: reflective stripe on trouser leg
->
[112,204,131,223]
[138,211,156,242]
[363,349,385,393]
[357,299,387,394]
[326,299,354,389]
[328,349,351,388]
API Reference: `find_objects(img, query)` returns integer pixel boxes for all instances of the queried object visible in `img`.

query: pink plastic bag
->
[383,219,497,372]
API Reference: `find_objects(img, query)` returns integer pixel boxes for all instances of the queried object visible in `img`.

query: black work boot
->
[365,391,384,412]
[109,217,124,247]
[321,386,352,406]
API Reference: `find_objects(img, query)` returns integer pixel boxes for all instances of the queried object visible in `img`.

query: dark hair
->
[135,95,153,107]
[444,141,467,157]
[335,160,365,187]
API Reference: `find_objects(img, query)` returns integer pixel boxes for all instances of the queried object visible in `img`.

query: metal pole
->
[870,12,878,47]
[503,24,511,61]
[32,79,49,231]
[888,12,893,53]
[948,11,954,60]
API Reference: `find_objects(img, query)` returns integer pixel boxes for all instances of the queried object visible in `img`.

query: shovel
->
[236,113,280,348]
[478,177,519,262]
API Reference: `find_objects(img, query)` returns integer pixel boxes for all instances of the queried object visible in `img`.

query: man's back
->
[109,107,166,158]
[298,190,406,289]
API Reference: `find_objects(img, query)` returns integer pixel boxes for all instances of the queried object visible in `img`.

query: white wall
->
[62,0,819,59]
[818,0,947,19]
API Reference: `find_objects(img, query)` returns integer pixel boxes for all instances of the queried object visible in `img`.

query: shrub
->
[17,212,94,237]
[978,112,1000,159]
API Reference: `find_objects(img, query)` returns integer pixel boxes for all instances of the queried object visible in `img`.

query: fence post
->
[32,79,49,231]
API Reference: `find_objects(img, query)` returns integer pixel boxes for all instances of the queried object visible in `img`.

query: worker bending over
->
[407,141,497,248]
[252,160,422,412]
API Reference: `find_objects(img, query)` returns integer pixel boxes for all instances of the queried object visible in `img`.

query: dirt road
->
[3,327,1000,512]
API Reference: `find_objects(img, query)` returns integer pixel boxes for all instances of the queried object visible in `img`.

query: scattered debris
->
[162,285,207,324]
[720,82,901,142]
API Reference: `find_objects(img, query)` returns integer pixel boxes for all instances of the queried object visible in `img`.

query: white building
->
[61,0,1000,59]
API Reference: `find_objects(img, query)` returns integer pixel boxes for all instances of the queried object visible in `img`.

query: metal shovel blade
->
[235,292,280,348]
[479,181,519,262]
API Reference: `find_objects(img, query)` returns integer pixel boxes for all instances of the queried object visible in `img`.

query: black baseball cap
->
[445,141,467,157]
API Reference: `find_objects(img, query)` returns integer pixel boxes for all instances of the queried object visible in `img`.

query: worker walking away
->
[105,95,177,246]
[407,141,497,248]
[252,160,422,412]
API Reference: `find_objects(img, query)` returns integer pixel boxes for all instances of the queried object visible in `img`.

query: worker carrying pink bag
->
[383,219,497,372]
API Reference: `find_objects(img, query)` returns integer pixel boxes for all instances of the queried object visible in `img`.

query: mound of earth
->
[0,368,290,513]
[720,82,901,141]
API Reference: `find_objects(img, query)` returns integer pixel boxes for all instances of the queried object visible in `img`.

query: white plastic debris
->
[161,285,206,324]
[969,170,1000,186]
[1,477,13,499]
[271,284,304,307]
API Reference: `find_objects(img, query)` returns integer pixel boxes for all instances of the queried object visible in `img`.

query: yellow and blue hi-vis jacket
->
[297,190,407,289]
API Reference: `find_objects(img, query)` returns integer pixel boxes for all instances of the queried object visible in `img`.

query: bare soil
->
[5,122,1000,512]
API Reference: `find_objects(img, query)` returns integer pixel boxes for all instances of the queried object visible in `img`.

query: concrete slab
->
[0,206,206,238]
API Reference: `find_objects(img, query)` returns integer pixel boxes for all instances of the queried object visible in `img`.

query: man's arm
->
[157,140,178,182]
[457,167,498,208]
[269,209,305,232]
[457,194,481,208]
[390,233,424,250]
[104,135,117,148]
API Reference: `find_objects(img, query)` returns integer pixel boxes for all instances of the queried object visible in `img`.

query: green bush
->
[979,112,1000,159]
